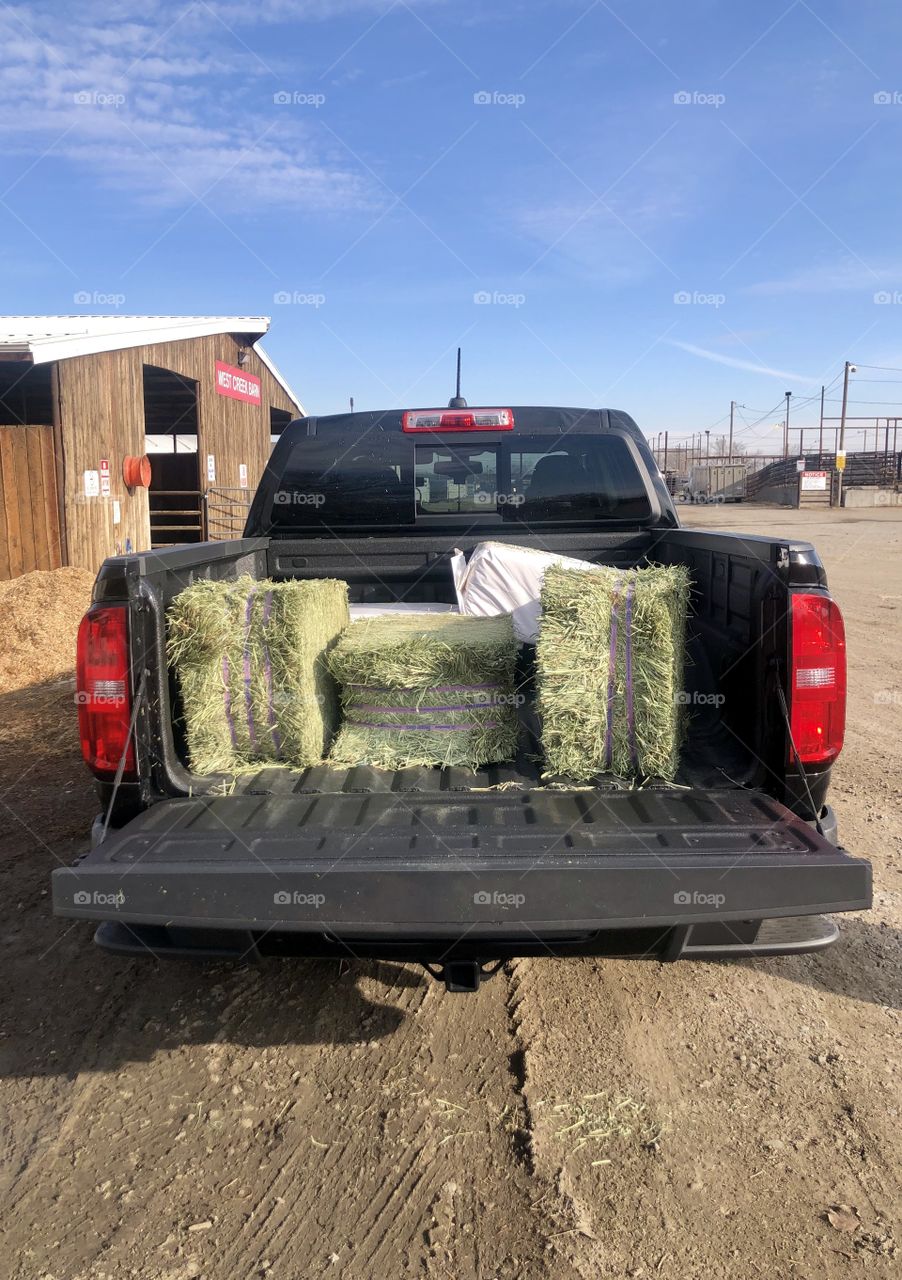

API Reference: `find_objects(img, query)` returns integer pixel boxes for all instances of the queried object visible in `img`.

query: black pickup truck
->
[52,405,870,991]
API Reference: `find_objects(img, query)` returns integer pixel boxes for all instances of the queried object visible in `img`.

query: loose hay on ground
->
[0,567,96,694]
[328,613,520,769]
[167,575,348,774]
[537,563,691,781]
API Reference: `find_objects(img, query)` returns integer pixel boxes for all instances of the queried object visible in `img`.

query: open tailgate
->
[53,788,871,936]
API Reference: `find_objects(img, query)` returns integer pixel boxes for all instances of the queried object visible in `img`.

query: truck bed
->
[101,526,787,809]
[210,720,747,799]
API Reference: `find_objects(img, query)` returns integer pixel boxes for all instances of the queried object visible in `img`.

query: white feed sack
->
[452,541,597,643]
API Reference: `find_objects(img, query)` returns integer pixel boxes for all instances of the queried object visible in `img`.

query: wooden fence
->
[0,425,64,580]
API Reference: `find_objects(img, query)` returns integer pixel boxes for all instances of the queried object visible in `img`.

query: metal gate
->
[205,486,252,540]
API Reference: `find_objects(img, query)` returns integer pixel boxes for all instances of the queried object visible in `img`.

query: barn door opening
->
[143,366,204,547]
[270,406,292,446]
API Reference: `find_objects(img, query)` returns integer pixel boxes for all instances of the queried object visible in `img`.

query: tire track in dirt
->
[216,962,555,1280]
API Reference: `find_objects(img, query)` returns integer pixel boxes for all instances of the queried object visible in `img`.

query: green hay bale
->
[167,575,349,774]
[328,613,520,769]
[537,563,691,781]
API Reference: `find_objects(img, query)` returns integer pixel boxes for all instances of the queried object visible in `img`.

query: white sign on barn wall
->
[207,454,216,484]
[801,470,828,491]
[83,470,100,498]
[239,463,248,489]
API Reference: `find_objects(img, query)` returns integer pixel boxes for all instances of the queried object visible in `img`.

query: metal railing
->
[745,451,901,504]
[206,486,253,540]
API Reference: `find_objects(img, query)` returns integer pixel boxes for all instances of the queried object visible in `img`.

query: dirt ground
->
[0,506,899,1280]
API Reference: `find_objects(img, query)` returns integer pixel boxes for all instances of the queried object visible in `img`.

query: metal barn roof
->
[0,315,302,412]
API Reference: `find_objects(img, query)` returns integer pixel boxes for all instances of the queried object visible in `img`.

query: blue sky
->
[4,0,902,451]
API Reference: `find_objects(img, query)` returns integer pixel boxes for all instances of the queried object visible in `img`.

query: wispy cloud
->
[0,1,408,215]
[667,338,815,384]
[744,258,902,296]
[380,69,430,88]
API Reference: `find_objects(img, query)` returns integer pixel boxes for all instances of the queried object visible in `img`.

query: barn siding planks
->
[55,332,299,571]
[0,426,63,577]
[56,346,148,572]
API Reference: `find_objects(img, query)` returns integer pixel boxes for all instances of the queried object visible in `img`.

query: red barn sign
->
[215,360,261,405]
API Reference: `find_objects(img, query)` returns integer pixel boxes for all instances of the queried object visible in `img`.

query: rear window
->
[264,432,651,529]
[415,446,499,514]
[504,436,650,522]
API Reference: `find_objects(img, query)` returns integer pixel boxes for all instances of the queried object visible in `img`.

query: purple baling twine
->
[347,680,507,731]
[603,577,622,771]
[351,720,502,732]
[222,654,238,749]
[346,682,501,694]
[261,591,282,758]
[348,700,507,714]
[242,590,257,749]
[624,580,639,771]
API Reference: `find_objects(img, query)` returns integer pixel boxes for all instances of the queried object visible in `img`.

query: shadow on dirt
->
[2,892,897,1080]
[748,913,901,1011]
[0,921,432,1079]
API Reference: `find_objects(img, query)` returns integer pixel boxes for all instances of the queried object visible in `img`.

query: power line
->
[824,397,902,406]
[736,394,790,431]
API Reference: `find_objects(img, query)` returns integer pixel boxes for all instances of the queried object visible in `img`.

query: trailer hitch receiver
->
[423,958,505,992]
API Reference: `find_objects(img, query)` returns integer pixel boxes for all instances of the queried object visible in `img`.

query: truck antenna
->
[448,347,467,408]
[349,396,354,412]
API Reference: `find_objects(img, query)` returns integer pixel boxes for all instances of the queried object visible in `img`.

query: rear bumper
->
[92,912,840,962]
[52,789,871,958]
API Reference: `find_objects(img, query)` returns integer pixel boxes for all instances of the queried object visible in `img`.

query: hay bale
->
[167,575,348,774]
[328,613,520,769]
[537,563,691,781]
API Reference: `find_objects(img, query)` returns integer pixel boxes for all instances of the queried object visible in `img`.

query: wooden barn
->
[0,315,303,580]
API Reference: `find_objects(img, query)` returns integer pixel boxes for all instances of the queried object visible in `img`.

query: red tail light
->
[402,408,514,432]
[76,605,136,780]
[789,592,846,765]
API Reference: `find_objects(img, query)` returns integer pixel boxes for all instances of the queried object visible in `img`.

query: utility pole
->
[705,429,710,463]
[783,391,792,459]
[818,385,825,466]
[663,430,669,471]
[729,400,734,462]
[837,361,853,507]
